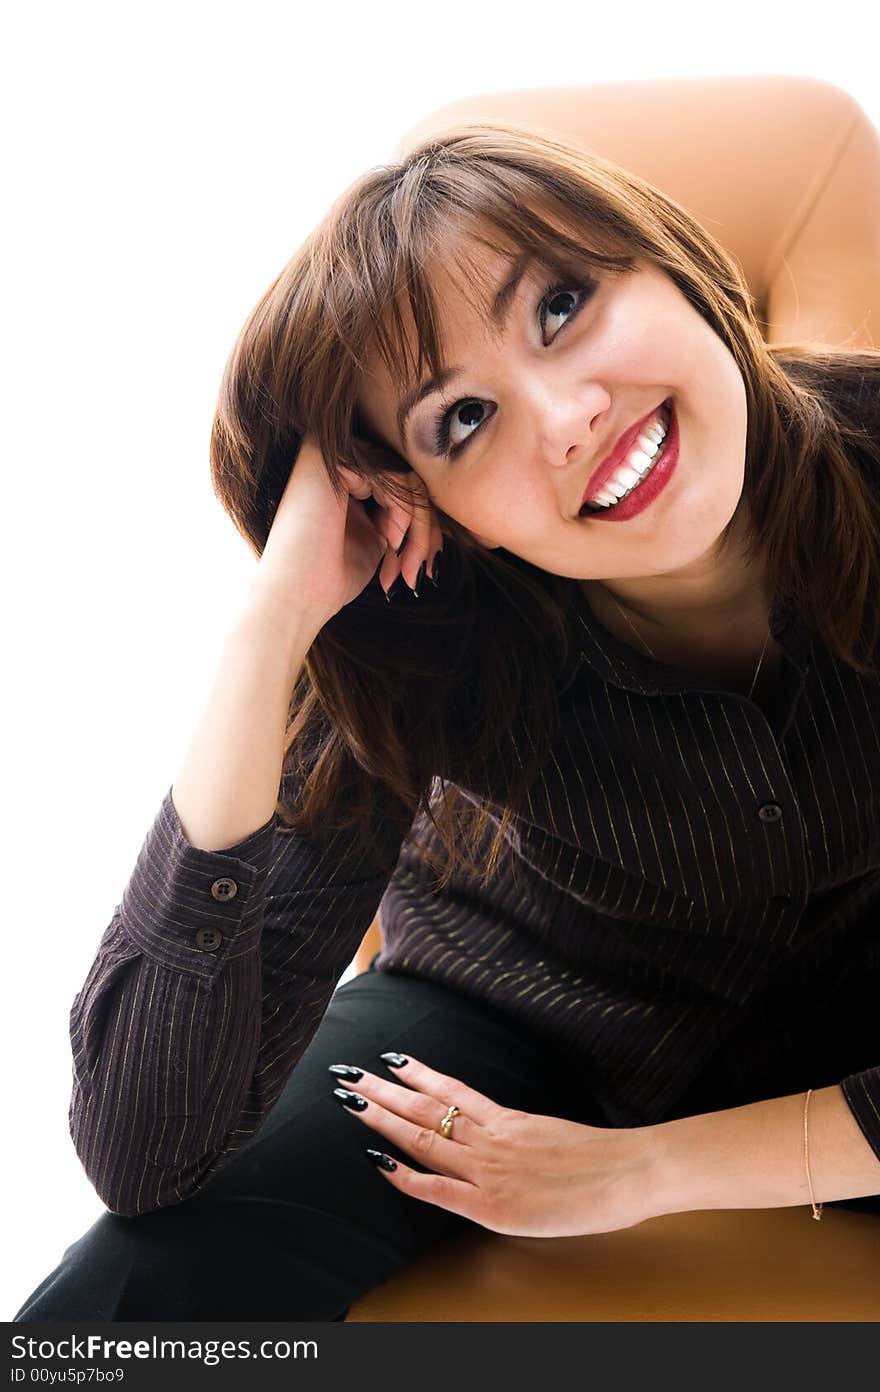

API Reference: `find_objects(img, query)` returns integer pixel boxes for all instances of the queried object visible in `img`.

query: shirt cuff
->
[839,1066,880,1166]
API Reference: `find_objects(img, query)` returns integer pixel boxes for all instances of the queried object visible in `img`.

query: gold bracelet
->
[804,1088,823,1221]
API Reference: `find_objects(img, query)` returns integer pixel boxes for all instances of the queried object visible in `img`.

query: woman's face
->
[356,237,750,588]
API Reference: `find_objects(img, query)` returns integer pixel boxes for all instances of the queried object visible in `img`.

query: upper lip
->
[578,399,669,511]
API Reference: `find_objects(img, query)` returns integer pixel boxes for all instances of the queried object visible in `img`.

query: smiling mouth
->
[578,399,672,515]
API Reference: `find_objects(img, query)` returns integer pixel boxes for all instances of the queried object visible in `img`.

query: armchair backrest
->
[391,74,880,352]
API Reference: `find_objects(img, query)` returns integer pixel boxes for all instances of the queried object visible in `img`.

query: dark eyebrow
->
[396,253,532,448]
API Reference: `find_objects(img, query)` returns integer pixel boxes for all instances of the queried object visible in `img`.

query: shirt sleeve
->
[68,783,410,1216]
[838,1067,880,1167]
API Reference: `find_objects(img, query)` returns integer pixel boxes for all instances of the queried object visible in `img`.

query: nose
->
[528,385,609,473]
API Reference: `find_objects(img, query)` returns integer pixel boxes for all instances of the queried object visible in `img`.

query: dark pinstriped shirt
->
[67,572,880,1216]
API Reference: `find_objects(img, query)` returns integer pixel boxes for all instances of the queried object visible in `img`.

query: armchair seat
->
[347,1205,880,1321]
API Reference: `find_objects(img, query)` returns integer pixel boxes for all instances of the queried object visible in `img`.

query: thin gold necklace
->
[606,591,772,702]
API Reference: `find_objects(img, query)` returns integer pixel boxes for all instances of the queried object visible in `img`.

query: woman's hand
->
[329,1053,665,1238]
[254,433,444,627]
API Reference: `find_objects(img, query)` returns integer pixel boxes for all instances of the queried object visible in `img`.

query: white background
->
[4,0,878,1319]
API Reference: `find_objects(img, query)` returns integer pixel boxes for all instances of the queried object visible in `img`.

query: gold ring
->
[438,1105,461,1139]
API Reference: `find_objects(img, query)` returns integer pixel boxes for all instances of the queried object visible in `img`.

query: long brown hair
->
[209,120,880,892]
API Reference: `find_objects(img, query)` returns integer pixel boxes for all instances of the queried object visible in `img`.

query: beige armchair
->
[346,74,880,1320]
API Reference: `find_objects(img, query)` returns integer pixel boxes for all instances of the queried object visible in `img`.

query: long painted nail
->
[366,1149,397,1171]
[386,574,407,602]
[328,1064,363,1081]
[427,550,441,587]
[379,1052,409,1068]
[333,1087,368,1111]
[413,560,426,598]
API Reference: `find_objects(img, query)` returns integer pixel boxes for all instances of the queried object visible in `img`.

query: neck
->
[577,528,783,699]
[579,516,771,643]
[581,575,772,646]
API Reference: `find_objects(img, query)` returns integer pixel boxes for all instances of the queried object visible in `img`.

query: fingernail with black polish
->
[366,1149,397,1172]
[386,574,407,602]
[428,550,441,587]
[395,527,410,557]
[328,1064,363,1081]
[413,560,426,598]
[333,1087,368,1111]
[379,1052,409,1068]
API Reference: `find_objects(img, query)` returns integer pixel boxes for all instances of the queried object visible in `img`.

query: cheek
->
[425,479,500,546]
[478,475,545,532]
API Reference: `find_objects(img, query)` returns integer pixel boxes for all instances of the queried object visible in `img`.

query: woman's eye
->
[432,278,597,459]
[541,283,588,337]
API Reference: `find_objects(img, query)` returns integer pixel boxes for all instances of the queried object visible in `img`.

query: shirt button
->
[210,877,238,901]
[195,927,223,951]
[758,803,783,822]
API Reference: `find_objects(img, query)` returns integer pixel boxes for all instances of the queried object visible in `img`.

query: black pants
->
[13,961,880,1323]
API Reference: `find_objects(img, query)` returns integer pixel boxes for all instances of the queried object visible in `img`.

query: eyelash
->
[432,276,598,460]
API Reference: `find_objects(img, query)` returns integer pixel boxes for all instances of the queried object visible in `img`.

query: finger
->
[395,487,434,591]
[336,465,374,502]
[335,1088,481,1181]
[338,491,402,599]
[375,1053,504,1127]
[378,538,402,597]
[426,525,444,582]
[372,475,437,578]
[338,467,409,543]
[369,477,413,552]
[409,492,444,584]
[360,500,400,554]
[334,1068,482,1145]
[346,478,408,597]
[365,1151,483,1222]
[398,524,444,590]
[388,515,445,593]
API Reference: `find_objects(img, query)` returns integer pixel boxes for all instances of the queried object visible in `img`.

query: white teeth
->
[586,408,670,509]
[616,463,645,490]
[631,445,652,466]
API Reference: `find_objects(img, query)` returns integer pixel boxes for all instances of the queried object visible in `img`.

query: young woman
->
[15,120,880,1323]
